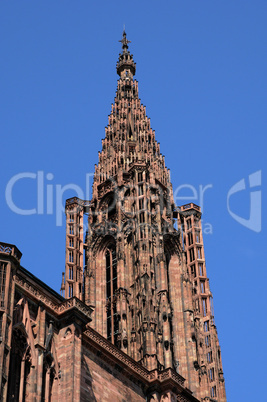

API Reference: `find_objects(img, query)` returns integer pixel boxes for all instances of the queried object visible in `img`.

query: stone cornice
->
[15,271,92,323]
[83,326,199,401]
[15,271,62,310]
[0,241,22,263]
[83,326,151,381]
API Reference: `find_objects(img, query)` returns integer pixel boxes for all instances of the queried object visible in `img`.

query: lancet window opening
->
[0,263,7,308]
[106,246,118,344]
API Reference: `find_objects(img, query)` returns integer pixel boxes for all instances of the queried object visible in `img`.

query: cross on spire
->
[119,30,131,52]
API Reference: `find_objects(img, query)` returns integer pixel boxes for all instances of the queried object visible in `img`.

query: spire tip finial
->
[119,29,131,52]
[117,29,136,77]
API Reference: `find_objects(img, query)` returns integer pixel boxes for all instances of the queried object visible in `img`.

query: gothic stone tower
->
[61,31,226,402]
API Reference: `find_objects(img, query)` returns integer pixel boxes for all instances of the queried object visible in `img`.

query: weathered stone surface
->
[0,31,225,402]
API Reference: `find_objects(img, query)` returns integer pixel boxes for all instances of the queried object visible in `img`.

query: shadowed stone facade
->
[0,32,226,401]
[0,242,199,401]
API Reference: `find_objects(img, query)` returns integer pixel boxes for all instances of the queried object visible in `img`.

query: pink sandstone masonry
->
[0,31,226,402]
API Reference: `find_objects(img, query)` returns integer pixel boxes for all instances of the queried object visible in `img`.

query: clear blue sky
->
[0,2,266,401]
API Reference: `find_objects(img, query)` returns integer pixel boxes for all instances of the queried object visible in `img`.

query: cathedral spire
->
[62,33,226,401]
[117,30,136,78]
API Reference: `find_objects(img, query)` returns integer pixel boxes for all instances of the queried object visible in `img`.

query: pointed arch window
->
[106,246,118,344]
[108,195,116,219]
[69,250,74,263]
[69,283,73,298]
[0,263,6,308]
[69,267,73,280]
